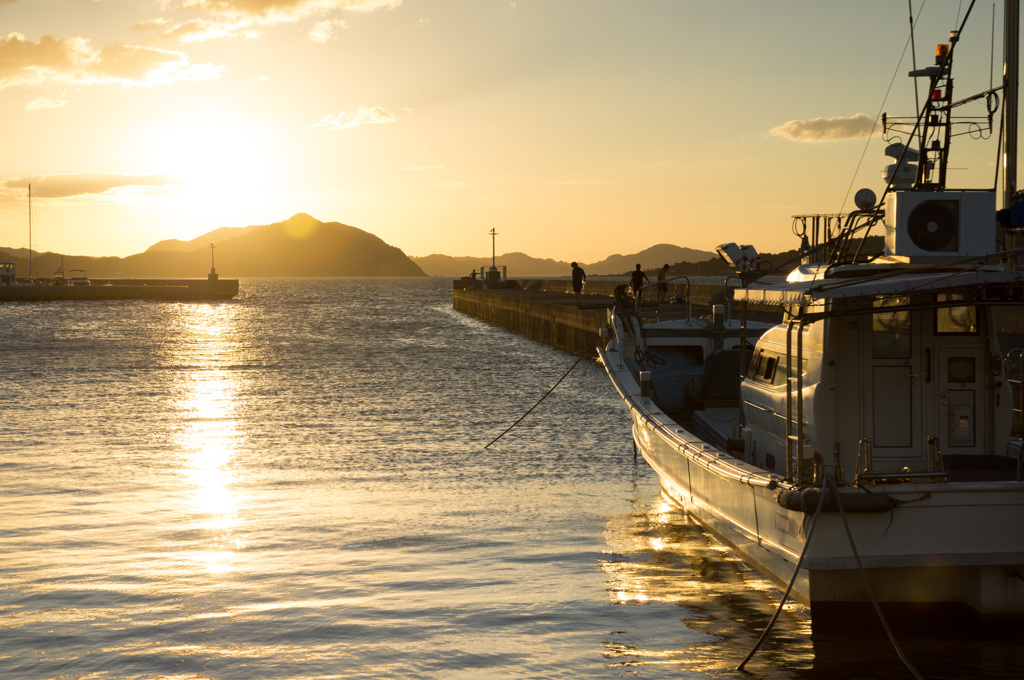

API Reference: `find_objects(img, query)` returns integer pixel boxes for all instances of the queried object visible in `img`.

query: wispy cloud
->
[134,17,248,43]
[309,19,349,43]
[315,106,397,131]
[0,32,224,89]
[769,113,877,142]
[3,173,179,198]
[185,0,402,15]
[24,96,69,111]
[139,0,401,42]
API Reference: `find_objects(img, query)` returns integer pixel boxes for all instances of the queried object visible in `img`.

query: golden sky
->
[0,1,1016,261]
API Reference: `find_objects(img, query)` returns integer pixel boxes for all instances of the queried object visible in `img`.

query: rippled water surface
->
[2,278,1021,679]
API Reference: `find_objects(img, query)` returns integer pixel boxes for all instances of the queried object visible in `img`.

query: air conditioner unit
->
[884,191,995,261]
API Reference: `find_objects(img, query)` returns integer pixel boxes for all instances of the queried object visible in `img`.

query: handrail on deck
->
[1007,348,1024,439]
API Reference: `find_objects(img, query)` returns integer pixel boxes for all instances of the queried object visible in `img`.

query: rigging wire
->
[991,2,997,90]
[838,1,927,217]
[483,335,600,449]
[910,0,921,115]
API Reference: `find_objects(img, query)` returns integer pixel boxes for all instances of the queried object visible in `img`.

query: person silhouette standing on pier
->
[571,262,587,307]
[630,264,649,307]
[657,264,670,303]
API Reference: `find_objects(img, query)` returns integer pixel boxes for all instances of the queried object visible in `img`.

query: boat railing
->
[784,317,807,483]
[791,209,885,264]
[637,274,693,318]
[1007,348,1024,438]
[854,436,950,485]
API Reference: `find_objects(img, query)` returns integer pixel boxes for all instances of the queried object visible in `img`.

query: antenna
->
[28,183,32,280]
[208,242,219,281]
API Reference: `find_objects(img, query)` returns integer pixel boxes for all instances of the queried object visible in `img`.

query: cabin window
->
[747,349,762,379]
[771,356,809,387]
[749,350,778,384]
[749,349,808,386]
[872,297,911,359]
[935,293,978,335]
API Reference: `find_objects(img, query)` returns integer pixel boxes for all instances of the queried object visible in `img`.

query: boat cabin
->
[735,188,1022,485]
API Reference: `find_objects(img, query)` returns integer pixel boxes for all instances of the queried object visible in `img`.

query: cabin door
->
[864,300,929,470]
[935,346,987,455]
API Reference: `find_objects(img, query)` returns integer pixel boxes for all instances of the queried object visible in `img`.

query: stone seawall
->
[452,288,609,355]
[452,278,1024,356]
[450,278,767,356]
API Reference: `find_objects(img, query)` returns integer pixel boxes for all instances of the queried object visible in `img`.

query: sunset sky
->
[0,1,1017,263]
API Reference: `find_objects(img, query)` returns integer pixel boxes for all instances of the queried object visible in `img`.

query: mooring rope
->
[737,477,925,679]
[484,335,601,449]
[830,475,925,680]
[736,477,827,672]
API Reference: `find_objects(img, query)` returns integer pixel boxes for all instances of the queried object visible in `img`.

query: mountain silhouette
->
[413,243,716,277]
[153,213,425,277]
[3,217,725,280]
[2,214,425,278]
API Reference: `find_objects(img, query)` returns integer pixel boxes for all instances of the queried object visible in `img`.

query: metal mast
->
[28,183,32,279]
[1005,0,1019,210]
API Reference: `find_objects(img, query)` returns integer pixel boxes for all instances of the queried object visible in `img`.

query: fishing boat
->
[1,260,16,286]
[599,5,1024,620]
[67,269,90,286]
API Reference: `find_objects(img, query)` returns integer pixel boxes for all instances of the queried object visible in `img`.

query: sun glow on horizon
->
[140,111,287,218]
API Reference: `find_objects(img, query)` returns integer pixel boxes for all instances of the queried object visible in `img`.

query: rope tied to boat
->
[776,485,900,513]
[736,471,828,672]
[483,335,600,449]
[738,475,925,679]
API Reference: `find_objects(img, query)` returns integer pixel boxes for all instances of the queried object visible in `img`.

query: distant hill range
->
[0,214,425,279]
[413,243,717,277]
[1,216,734,280]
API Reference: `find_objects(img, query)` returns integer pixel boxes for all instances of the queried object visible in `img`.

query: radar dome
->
[855,188,877,211]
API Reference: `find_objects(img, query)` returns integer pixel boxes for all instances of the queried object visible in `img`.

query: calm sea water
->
[1,278,1021,679]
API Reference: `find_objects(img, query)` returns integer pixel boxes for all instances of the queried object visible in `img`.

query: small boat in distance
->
[599,8,1024,622]
[67,269,90,287]
[1,261,16,286]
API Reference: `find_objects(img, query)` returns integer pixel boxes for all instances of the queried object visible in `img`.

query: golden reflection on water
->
[601,494,814,676]
[170,304,248,574]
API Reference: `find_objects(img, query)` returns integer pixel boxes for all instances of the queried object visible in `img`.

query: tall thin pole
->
[1005,1,1019,209]
[489,228,497,268]
[909,1,920,115]
[28,183,32,280]
[1005,0,1019,261]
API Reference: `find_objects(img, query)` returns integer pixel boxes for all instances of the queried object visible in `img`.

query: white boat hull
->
[601,345,1024,617]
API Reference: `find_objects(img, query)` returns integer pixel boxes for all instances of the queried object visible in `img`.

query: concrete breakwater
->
[452,278,1024,356]
[0,277,239,301]
[452,286,609,355]
[451,278,768,355]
